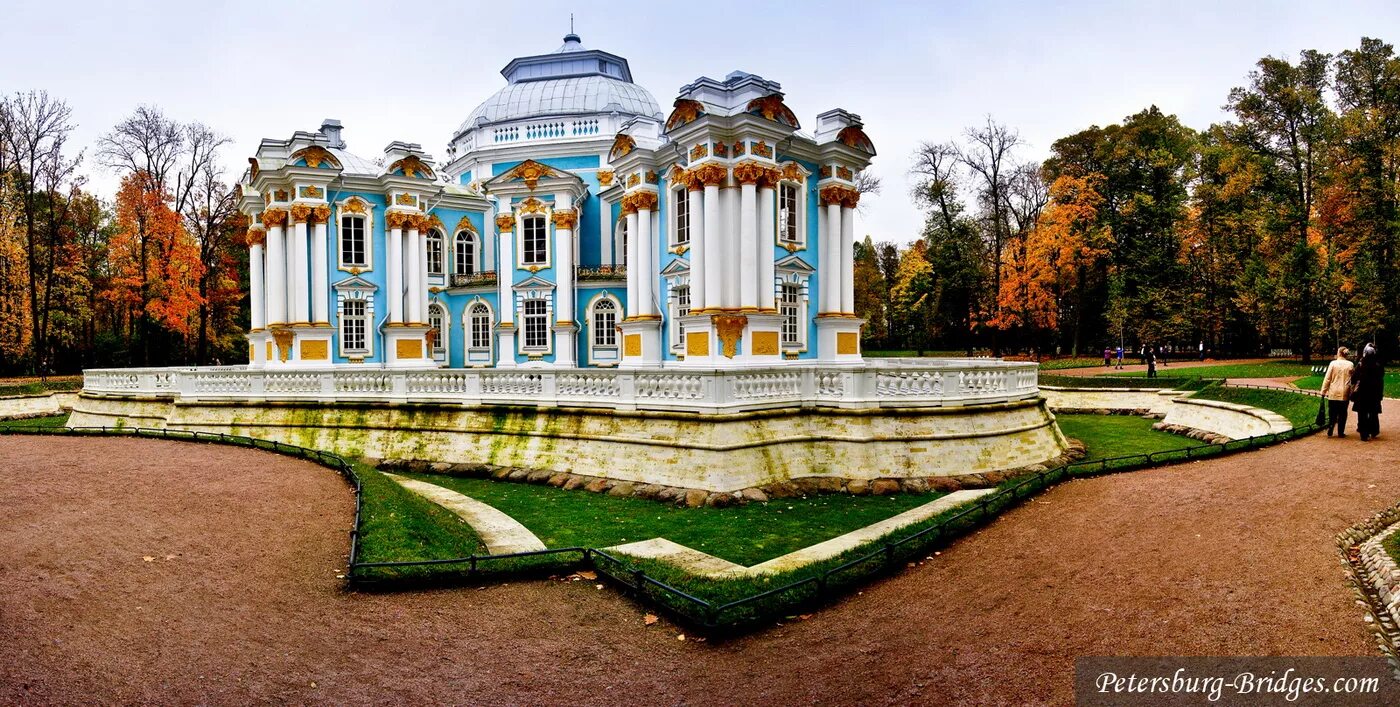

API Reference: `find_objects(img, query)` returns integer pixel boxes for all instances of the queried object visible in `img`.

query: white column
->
[599,200,613,267]
[739,181,758,311]
[625,210,640,317]
[497,214,515,323]
[702,184,721,312]
[758,184,777,311]
[290,217,310,323]
[721,187,739,310]
[418,224,430,323]
[840,204,855,314]
[249,238,266,330]
[688,185,706,314]
[265,222,287,325]
[406,225,423,323]
[311,219,328,323]
[823,199,842,314]
[387,223,403,324]
[636,204,655,316]
[555,196,576,325]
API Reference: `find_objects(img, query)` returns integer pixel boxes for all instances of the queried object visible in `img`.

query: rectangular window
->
[469,306,492,349]
[523,299,549,349]
[428,307,445,355]
[341,216,367,267]
[779,184,800,244]
[427,233,443,275]
[781,284,800,346]
[341,299,368,353]
[672,286,690,349]
[593,302,617,347]
[673,188,690,246]
[522,216,548,266]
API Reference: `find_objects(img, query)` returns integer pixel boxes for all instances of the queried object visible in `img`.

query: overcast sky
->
[3,0,1397,243]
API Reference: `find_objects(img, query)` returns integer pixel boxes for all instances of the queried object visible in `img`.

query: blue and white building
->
[239,33,876,370]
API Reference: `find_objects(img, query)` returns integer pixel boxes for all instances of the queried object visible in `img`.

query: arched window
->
[428,302,447,362]
[521,216,548,266]
[464,300,494,366]
[454,231,478,275]
[426,230,444,276]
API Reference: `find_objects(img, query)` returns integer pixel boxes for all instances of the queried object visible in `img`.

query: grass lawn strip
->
[345,463,486,580]
[0,412,70,428]
[397,470,939,567]
[1105,361,1316,379]
[1189,385,1318,428]
[383,473,546,554]
[1054,414,1205,461]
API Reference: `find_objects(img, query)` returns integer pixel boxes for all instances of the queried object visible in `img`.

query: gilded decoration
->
[820,166,833,178]
[396,338,423,359]
[341,197,368,215]
[626,173,640,188]
[301,340,329,361]
[781,162,804,182]
[270,328,294,362]
[733,141,746,156]
[624,333,641,357]
[837,332,860,355]
[427,213,445,231]
[551,209,578,230]
[387,155,435,179]
[274,189,289,202]
[288,146,342,170]
[713,314,747,359]
[664,98,706,131]
[248,157,260,181]
[621,191,658,213]
[385,212,413,229]
[746,95,801,129]
[312,204,331,224]
[752,331,780,356]
[597,169,614,187]
[732,161,767,185]
[454,215,476,234]
[409,214,433,231]
[751,140,773,158]
[395,193,417,207]
[290,204,313,224]
[713,141,729,158]
[686,331,710,357]
[518,197,548,214]
[502,159,557,190]
[299,185,325,199]
[494,213,516,232]
[819,185,860,208]
[837,126,877,154]
[692,163,729,187]
[645,170,658,184]
[260,208,288,227]
[245,227,266,247]
[837,166,854,181]
[609,134,636,160]
[690,143,709,160]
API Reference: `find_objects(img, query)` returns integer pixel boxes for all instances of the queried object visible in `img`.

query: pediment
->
[512,274,556,290]
[775,253,816,274]
[333,275,378,291]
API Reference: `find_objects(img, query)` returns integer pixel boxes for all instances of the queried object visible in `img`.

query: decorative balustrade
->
[82,360,1040,414]
[450,270,498,288]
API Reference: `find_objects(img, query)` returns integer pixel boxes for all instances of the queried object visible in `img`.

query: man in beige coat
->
[1322,346,1356,437]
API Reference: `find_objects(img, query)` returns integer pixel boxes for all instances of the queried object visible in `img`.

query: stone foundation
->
[68,393,1070,493]
[0,391,78,420]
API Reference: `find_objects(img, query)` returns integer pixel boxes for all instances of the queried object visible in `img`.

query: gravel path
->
[2,404,1396,705]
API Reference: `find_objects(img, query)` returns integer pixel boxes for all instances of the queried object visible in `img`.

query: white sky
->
[2,0,1396,243]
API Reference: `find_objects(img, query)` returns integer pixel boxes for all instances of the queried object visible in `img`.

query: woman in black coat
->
[1353,348,1385,441]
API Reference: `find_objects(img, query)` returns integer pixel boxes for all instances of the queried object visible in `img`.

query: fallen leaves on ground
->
[643,614,658,626]
[576,570,597,580]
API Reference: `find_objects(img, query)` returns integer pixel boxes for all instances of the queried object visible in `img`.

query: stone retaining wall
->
[68,393,1070,493]
[1044,386,1291,441]
[1040,387,1185,416]
[1157,398,1291,440]
[0,392,78,420]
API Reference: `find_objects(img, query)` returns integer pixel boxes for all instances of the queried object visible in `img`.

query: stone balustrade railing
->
[81,360,1040,414]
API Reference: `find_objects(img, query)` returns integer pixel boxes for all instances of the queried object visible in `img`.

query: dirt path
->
[3,403,1398,705]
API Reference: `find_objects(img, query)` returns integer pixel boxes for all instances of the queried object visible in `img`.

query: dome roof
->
[453,34,661,139]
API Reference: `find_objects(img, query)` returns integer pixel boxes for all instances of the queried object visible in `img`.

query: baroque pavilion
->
[238,32,875,370]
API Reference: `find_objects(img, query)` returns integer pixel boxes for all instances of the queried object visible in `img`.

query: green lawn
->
[0,377,82,396]
[343,463,486,580]
[863,350,973,358]
[1106,361,1317,379]
[1038,356,1113,370]
[0,413,70,428]
[1293,372,1400,400]
[1055,414,1204,461]
[398,471,938,566]
[1189,386,1319,428]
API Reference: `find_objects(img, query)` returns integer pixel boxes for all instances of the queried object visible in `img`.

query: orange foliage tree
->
[105,172,205,347]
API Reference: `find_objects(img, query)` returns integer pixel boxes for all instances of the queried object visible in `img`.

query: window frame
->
[428,301,448,362]
[426,230,444,277]
[338,213,370,270]
[522,298,549,351]
[339,298,370,357]
[454,230,479,275]
[669,284,691,352]
[519,214,550,268]
[670,185,690,250]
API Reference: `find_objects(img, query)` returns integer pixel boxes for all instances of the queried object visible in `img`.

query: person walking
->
[1353,345,1384,441]
[1321,346,1356,438]
[1146,349,1157,379]
[1104,347,1111,367]
[1116,345,1124,369]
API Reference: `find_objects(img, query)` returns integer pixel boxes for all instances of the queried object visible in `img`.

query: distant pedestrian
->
[1104,347,1111,367]
[1147,350,1157,378]
[1199,341,1205,361]
[1353,345,1384,441]
[1140,345,1148,366]
[1321,346,1356,438]
[1116,346,1124,369]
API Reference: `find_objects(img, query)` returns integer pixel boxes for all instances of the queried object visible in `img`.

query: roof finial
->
[563,15,580,45]
[570,13,574,34]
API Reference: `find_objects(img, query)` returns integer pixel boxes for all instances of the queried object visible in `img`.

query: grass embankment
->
[0,412,70,428]
[398,471,937,566]
[351,463,486,579]
[1039,373,1205,389]
[1055,414,1204,462]
[0,377,82,396]
[1188,385,1319,428]
[1106,361,1314,380]
[1037,356,1115,370]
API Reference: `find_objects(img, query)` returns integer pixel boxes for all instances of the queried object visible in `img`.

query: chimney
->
[319,119,345,149]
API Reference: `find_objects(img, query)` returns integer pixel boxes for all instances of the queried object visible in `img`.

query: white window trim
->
[426,230,445,277]
[614,216,628,267]
[668,185,691,252]
[336,197,375,271]
[334,283,377,359]
[454,229,481,275]
[775,265,812,353]
[515,287,555,356]
[662,263,692,354]
[515,211,553,270]
[428,300,449,363]
[586,292,622,367]
[776,161,811,251]
[463,297,495,367]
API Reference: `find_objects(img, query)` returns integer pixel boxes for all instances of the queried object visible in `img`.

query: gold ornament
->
[518,197,547,214]
[245,227,266,246]
[731,161,769,185]
[837,166,854,181]
[395,193,417,207]
[691,163,729,187]
[299,185,325,199]
[610,134,635,160]
[288,146,342,169]
[387,155,435,179]
[454,215,477,234]
[745,95,800,128]
[664,98,705,131]
[311,204,331,224]
[495,213,516,232]
[260,208,288,227]
[270,328,294,362]
[385,211,413,229]
[341,197,368,215]
[752,140,773,158]
[837,126,876,154]
[597,169,614,187]
[501,159,557,190]
[713,314,747,359]
[690,143,709,160]
[551,209,578,229]
[621,191,658,213]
